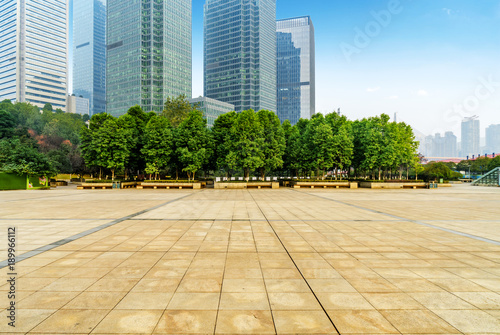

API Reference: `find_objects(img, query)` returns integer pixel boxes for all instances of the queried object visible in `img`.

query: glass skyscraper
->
[0,0,68,110]
[204,0,276,113]
[73,0,106,116]
[106,0,192,117]
[461,117,480,158]
[276,16,315,125]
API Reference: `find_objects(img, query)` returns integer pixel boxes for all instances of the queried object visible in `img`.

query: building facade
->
[189,96,234,128]
[106,0,192,117]
[66,95,90,115]
[486,124,500,155]
[0,0,68,111]
[276,16,315,125]
[461,117,480,158]
[204,0,276,113]
[73,0,106,116]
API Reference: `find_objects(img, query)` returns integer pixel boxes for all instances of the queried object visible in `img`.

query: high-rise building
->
[461,117,480,158]
[276,16,315,125]
[73,0,106,116]
[0,0,68,111]
[66,95,90,116]
[444,131,457,157]
[486,124,500,154]
[189,97,234,128]
[106,0,192,117]
[204,0,276,113]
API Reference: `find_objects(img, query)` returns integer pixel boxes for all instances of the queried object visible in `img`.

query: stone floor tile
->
[167,293,221,310]
[115,292,173,310]
[409,292,477,310]
[317,293,374,310]
[268,292,322,310]
[362,292,423,310]
[87,278,139,292]
[130,278,181,293]
[31,309,109,333]
[432,309,500,333]
[0,309,56,334]
[327,309,399,334]
[219,292,270,310]
[380,310,460,333]
[222,279,266,293]
[307,279,357,293]
[62,291,127,310]
[215,310,275,334]
[264,279,311,293]
[154,310,217,334]
[91,309,163,334]
[273,310,337,334]
[18,291,79,309]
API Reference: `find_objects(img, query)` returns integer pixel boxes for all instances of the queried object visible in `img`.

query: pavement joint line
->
[297,189,500,246]
[248,191,342,335]
[0,192,196,269]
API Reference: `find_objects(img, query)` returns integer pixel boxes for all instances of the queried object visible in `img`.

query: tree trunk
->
[111,169,115,181]
[99,168,102,180]
[244,168,249,182]
[175,168,178,180]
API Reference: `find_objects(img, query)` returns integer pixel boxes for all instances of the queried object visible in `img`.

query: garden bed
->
[215,182,279,189]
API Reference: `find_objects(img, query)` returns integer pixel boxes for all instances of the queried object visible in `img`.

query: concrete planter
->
[120,182,138,189]
[291,181,357,189]
[137,182,202,189]
[215,182,279,189]
[359,182,428,189]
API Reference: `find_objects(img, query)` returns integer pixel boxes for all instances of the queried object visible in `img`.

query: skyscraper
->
[106,0,192,117]
[461,117,480,158]
[0,0,68,111]
[73,0,106,116]
[276,16,315,124]
[204,0,276,113]
[486,124,500,154]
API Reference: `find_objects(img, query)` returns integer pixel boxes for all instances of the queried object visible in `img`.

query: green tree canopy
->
[162,95,193,128]
[256,110,285,179]
[142,115,174,179]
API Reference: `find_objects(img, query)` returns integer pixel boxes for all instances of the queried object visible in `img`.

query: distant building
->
[189,97,234,128]
[73,0,106,116]
[204,0,276,113]
[106,0,192,116]
[67,96,90,116]
[276,16,315,125]
[486,124,500,155]
[423,132,457,158]
[0,0,68,111]
[461,117,480,158]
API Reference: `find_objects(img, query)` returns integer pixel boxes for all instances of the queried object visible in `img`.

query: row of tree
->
[79,97,421,181]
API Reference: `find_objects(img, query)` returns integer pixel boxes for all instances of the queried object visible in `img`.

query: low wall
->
[137,182,202,189]
[77,183,113,190]
[292,181,355,189]
[215,182,279,189]
[359,182,428,189]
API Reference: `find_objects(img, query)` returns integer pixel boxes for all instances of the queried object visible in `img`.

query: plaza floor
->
[1,185,500,334]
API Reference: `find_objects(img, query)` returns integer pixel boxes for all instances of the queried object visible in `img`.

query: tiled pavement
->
[0,185,499,334]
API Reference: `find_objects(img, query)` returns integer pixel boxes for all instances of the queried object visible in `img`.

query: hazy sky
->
[70,0,500,138]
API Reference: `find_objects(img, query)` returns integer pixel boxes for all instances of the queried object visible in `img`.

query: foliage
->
[175,110,212,181]
[0,138,56,176]
[256,110,285,179]
[93,118,130,180]
[142,115,173,179]
[421,162,462,181]
[162,95,193,128]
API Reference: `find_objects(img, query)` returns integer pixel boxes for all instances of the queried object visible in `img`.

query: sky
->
[71,0,500,139]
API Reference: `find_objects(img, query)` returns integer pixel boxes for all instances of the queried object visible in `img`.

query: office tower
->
[66,95,90,115]
[444,131,457,157]
[73,0,106,116]
[204,0,276,113]
[106,0,192,117]
[276,16,315,125]
[0,0,69,111]
[486,124,500,154]
[461,117,480,158]
[189,97,235,128]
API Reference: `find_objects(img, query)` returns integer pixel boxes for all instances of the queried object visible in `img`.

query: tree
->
[142,115,174,179]
[0,138,55,177]
[326,113,353,179]
[94,118,130,180]
[175,110,212,181]
[256,110,285,179]
[0,110,16,139]
[303,114,334,179]
[227,110,264,181]
[43,103,53,112]
[162,95,193,128]
[211,111,237,175]
[489,156,500,170]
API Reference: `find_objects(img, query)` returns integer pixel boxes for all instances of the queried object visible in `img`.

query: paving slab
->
[0,185,499,334]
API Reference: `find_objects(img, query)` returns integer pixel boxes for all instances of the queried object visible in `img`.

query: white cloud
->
[417,89,429,96]
[366,87,381,93]
[388,95,399,100]
[442,8,452,15]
